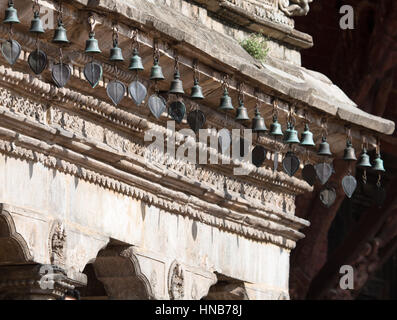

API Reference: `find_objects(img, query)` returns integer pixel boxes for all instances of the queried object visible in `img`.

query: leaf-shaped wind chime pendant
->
[169,100,186,124]
[129,81,147,106]
[320,187,336,208]
[107,80,126,106]
[315,162,332,185]
[252,145,267,168]
[342,175,357,198]
[1,39,21,65]
[187,109,206,133]
[84,61,102,88]
[148,94,166,119]
[283,151,300,177]
[52,63,71,88]
[28,49,47,75]
[302,164,316,186]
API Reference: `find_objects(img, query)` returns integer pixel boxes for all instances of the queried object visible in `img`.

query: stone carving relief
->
[278,0,313,16]
[168,261,185,300]
[49,220,67,267]
[0,87,45,123]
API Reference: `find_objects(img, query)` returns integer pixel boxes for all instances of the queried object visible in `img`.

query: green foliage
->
[240,33,269,62]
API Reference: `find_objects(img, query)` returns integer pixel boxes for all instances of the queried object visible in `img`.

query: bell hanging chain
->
[238,82,245,105]
[57,0,64,25]
[153,39,160,64]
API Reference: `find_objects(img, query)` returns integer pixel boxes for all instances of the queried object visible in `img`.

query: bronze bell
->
[85,32,101,54]
[318,136,332,156]
[372,153,385,172]
[357,148,371,168]
[218,88,234,111]
[3,2,20,24]
[190,78,204,100]
[128,48,144,71]
[52,20,69,44]
[169,70,184,95]
[109,40,124,62]
[150,59,165,81]
[252,108,267,133]
[284,122,300,144]
[235,101,249,122]
[270,115,283,137]
[343,140,357,161]
[29,11,44,34]
[300,124,315,147]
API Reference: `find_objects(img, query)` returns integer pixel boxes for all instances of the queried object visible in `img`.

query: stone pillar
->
[0,264,80,300]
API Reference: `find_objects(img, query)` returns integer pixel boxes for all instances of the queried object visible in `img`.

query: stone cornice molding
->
[0,133,306,248]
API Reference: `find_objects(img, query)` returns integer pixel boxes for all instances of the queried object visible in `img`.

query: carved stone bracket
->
[0,264,75,300]
[278,0,314,17]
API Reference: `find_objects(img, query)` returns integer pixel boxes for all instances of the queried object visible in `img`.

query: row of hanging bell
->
[343,140,385,172]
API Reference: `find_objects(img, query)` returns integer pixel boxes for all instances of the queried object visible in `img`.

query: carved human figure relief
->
[168,261,185,300]
[279,0,313,17]
[49,220,67,267]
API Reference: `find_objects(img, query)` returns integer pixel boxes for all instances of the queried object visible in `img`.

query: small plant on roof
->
[240,33,269,62]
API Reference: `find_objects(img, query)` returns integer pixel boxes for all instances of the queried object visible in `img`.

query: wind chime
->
[28,0,47,75]
[84,14,102,88]
[282,106,300,177]
[372,137,386,206]
[269,99,283,171]
[1,0,21,66]
[315,118,336,207]
[107,24,125,106]
[168,51,186,124]
[300,112,317,186]
[128,29,147,106]
[251,92,268,168]
[51,0,71,88]
[341,127,358,198]
[235,83,249,158]
[187,59,206,133]
[356,136,371,185]
[217,75,234,154]
[148,39,166,119]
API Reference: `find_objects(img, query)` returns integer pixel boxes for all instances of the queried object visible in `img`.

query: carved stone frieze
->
[0,87,45,123]
[43,104,299,215]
